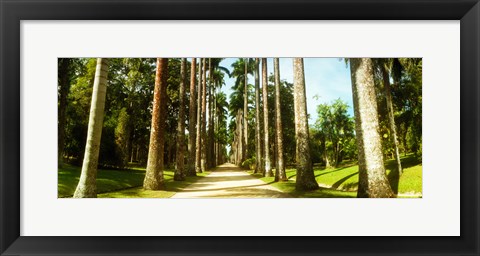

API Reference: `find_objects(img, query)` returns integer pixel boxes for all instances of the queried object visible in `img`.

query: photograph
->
[58,57,422,199]
[3,0,478,254]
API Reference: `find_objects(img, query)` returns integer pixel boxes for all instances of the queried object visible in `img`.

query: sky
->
[219,58,354,126]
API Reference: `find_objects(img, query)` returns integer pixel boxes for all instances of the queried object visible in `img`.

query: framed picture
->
[1,0,479,255]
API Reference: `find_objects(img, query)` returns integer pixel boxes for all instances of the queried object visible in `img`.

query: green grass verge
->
[252,154,421,198]
[98,172,209,198]
[58,164,209,198]
[253,173,356,198]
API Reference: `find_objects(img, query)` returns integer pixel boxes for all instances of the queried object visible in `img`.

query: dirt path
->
[171,163,289,198]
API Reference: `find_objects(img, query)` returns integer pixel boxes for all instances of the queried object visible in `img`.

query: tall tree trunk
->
[174,58,187,181]
[73,58,109,198]
[350,58,395,198]
[201,58,207,172]
[261,58,272,177]
[243,58,248,163]
[130,143,135,163]
[381,62,403,176]
[236,109,244,165]
[196,58,203,173]
[208,58,215,168]
[273,58,287,181]
[168,139,174,168]
[135,146,139,162]
[187,58,197,176]
[127,129,134,163]
[143,58,169,190]
[293,58,319,191]
[215,97,219,166]
[321,135,331,168]
[402,126,408,156]
[254,58,263,174]
[58,58,71,168]
[125,117,133,165]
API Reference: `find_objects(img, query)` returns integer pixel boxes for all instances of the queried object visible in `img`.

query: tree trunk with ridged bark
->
[201,59,207,172]
[187,58,197,176]
[273,58,287,182]
[254,58,263,174]
[174,58,187,181]
[293,58,319,191]
[208,58,215,168]
[262,58,272,177]
[350,58,395,198]
[143,58,169,190]
[243,58,248,164]
[381,62,403,176]
[73,58,109,198]
[196,58,203,173]
[232,109,243,166]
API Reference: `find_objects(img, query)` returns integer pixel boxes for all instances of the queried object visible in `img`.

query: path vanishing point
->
[171,163,289,198]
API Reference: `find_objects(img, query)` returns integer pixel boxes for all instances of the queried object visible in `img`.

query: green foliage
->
[265,74,296,164]
[313,99,356,167]
[373,58,422,159]
[63,58,157,167]
[63,58,97,165]
[228,58,254,115]
[114,108,131,167]
[242,157,256,170]
[309,128,323,164]
[230,72,297,165]
[98,114,122,168]
[61,57,231,170]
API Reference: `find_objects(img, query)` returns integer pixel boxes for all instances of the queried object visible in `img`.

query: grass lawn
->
[98,172,209,198]
[251,154,422,198]
[58,164,209,198]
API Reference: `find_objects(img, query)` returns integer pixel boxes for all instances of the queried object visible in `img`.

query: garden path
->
[171,163,289,198]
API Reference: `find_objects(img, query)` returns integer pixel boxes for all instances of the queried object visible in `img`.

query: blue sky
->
[219,58,354,126]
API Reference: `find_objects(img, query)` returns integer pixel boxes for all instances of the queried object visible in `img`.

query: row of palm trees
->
[73,57,398,198]
[229,58,397,196]
[73,58,230,197]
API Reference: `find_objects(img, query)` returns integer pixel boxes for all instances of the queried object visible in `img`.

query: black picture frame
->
[1,0,479,255]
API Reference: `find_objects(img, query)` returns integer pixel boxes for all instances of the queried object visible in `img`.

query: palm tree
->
[232,109,244,165]
[143,58,169,190]
[273,58,287,181]
[174,58,187,181]
[195,58,203,173]
[73,58,109,198]
[228,83,245,166]
[380,59,403,176]
[350,58,394,198]
[215,91,229,164]
[293,58,319,191]
[230,58,254,164]
[208,58,230,167]
[262,58,273,177]
[254,58,263,174]
[187,58,197,176]
[209,60,229,165]
[243,58,248,158]
[207,58,214,168]
[201,58,207,172]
